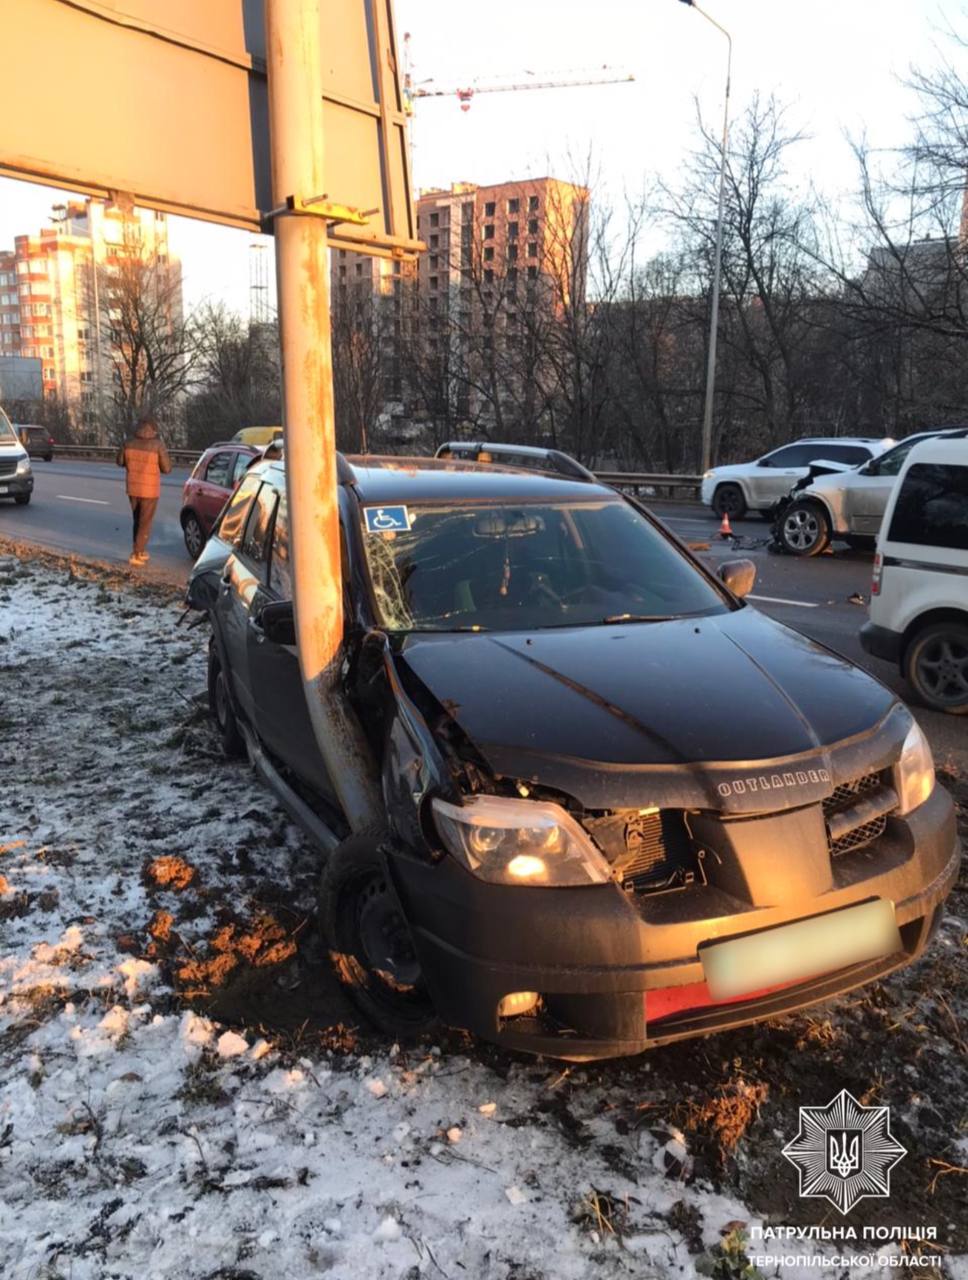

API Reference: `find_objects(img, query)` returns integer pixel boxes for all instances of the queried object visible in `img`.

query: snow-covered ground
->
[1,548,965,1280]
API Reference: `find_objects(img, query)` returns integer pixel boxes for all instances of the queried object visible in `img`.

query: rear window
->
[205,450,234,488]
[888,463,968,551]
[822,445,871,465]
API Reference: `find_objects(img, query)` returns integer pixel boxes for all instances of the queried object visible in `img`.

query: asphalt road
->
[2,461,964,768]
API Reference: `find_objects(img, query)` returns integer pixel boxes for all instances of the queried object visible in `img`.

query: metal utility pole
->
[264,0,382,833]
[678,0,731,475]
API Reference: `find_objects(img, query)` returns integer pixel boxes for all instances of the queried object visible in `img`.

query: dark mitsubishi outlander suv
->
[186,444,959,1061]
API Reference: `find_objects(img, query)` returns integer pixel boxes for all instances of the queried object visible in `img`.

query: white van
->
[861,437,968,713]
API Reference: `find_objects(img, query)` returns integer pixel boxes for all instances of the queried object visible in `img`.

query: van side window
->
[217,474,262,546]
[270,493,293,600]
[888,463,968,551]
[240,483,279,574]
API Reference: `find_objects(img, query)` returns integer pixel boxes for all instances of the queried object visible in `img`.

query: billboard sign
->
[0,0,419,257]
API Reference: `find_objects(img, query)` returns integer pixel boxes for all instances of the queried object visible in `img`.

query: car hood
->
[798,462,863,496]
[706,463,750,480]
[399,607,901,812]
[185,535,232,610]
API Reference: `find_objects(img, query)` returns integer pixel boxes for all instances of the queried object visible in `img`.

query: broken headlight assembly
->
[431,795,613,887]
[893,718,935,816]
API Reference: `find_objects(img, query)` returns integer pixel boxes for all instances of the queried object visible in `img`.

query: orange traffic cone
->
[718,511,733,539]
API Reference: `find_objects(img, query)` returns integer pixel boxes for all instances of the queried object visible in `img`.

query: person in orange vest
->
[115,415,172,565]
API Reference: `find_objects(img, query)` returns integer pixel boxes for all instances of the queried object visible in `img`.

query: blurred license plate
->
[0,486,8,494]
[701,900,900,1000]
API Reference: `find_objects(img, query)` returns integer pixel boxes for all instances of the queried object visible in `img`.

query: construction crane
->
[402,33,634,115]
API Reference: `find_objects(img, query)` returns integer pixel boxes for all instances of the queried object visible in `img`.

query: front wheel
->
[779,501,830,557]
[712,483,747,520]
[904,621,968,714]
[319,829,437,1039]
[207,645,245,757]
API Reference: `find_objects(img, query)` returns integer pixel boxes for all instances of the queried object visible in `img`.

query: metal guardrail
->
[49,445,704,497]
[52,444,202,466]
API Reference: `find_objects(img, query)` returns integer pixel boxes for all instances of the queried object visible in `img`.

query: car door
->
[196,448,237,532]
[746,444,820,506]
[847,437,930,535]
[214,480,277,726]
[244,489,338,803]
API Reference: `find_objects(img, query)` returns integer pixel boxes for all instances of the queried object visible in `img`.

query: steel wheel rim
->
[357,874,422,990]
[917,636,968,705]
[783,508,820,551]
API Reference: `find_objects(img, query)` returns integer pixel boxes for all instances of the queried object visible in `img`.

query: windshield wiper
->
[598,613,672,624]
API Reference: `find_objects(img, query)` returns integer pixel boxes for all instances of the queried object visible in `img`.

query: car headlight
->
[15,455,31,475]
[431,795,612,887]
[893,719,935,815]
[703,470,715,480]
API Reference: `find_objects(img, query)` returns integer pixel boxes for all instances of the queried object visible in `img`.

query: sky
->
[0,0,955,316]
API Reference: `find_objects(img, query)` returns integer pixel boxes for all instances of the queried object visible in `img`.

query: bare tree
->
[101,227,193,438]
[185,303,280,448]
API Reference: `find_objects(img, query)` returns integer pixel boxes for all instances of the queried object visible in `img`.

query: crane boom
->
[401,33,635,114]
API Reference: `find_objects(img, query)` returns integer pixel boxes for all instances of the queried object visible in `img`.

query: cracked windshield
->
[364,498,728,630]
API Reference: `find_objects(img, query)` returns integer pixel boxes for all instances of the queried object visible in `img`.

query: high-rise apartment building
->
[0,201,181,431]
[414,177,589,309]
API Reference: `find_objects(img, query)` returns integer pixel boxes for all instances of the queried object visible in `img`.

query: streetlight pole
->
[678,0,731,475]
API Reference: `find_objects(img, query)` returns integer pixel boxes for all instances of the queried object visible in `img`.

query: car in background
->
[232,425,283,448]
[0,404,33,505]
[775,426,968,557]
[861,437,968,713]
[180,441,258,557]
[185,445,957,1062]
[701,437,889,520]
[16,424,54,462]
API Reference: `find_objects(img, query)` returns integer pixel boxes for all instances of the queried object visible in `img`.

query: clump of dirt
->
[147,909,174,944]
[680,1078,770,1165]
[145,855,197,891]
[173,913,297,996]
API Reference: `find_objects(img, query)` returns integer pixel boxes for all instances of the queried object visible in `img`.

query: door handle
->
[248,614,265,642]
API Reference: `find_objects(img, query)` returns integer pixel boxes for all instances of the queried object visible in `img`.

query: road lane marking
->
[56,495,110,505]
[749,594,819,609]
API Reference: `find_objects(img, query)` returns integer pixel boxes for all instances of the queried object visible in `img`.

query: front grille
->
[583,809,693,893]
[822,771,896,857]
[830,815,888,857]
[0,458,17,478]
[822,772,882,818]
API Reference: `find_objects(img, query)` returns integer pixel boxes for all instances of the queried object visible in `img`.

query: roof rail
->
[434,441,597,483]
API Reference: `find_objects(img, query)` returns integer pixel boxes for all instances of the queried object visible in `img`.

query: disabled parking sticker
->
[364,505,412,533]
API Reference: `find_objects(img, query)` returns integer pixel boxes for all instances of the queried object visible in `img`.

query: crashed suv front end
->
[367,586,958,1059]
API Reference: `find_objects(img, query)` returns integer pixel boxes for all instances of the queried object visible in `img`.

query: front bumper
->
[389,784,959,1059]
[860,620,903,665]
[0,471,33,498]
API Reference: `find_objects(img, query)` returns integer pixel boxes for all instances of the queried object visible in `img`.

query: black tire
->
[207,645,245,757]
[319,828,437,1039]
[712,483,747,520]
[182,511,205,560]
[14,493,30,506]
[44,454,53,463]
[904,621,968,714]
[779,500,830,557]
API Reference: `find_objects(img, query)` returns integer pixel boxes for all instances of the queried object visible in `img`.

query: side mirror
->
[718,558,756,599]
[755,457,771,468]
[258,599,296,646]
[859,461,876,476]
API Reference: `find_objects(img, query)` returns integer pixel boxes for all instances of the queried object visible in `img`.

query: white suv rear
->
[701,437,888,519]
[861,437,968,713]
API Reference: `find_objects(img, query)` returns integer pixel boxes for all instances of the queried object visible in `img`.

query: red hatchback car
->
[181,443,258,557]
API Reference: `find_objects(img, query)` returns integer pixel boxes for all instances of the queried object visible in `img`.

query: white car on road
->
[861,435,968,713]
[776,426,968,557]
[701,437,889,520]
